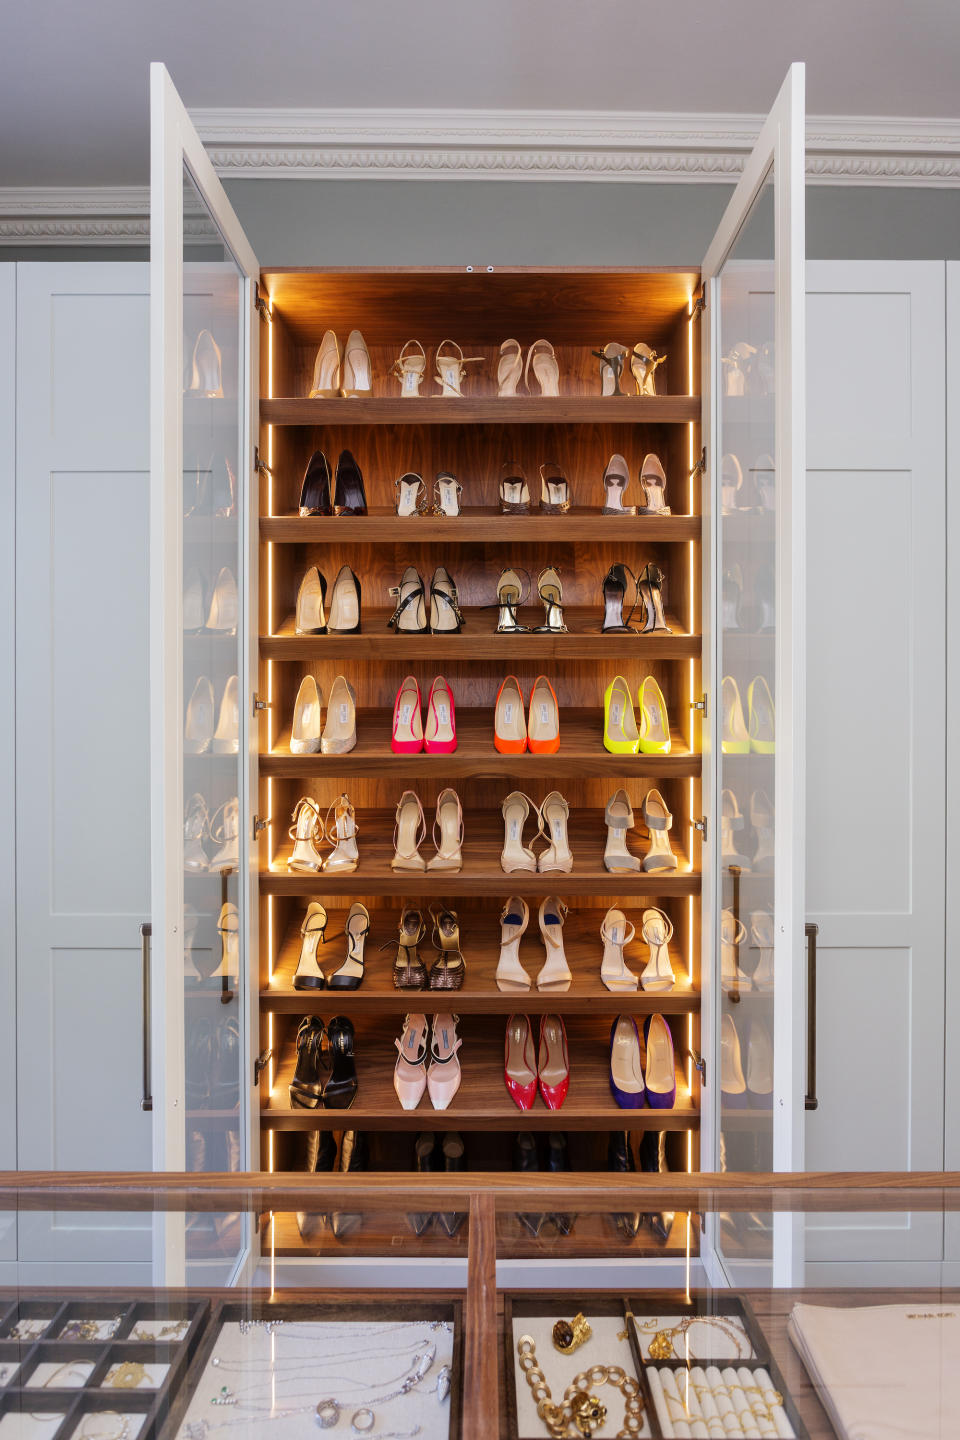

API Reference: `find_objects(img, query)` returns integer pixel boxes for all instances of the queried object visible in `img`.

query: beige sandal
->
[536,897,572,992]
[428,787,463,872]
[526,339,560,396]
[497,338,523,396]
[600,908,639,992]
[641,788,678,872]
[538,791,573,874]
[631,342,666,396]
[341,329,372,397]
[640,907,675,992]
[435,339,483,397]
[391,789,427,872]
[500,791,539,874]
[309,330,341,398]
[604,788,641,872]
[496,897,532,992]
[392,339,426,398]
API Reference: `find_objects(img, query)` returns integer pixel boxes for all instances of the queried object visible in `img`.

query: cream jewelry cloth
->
[789,1302,960,1439]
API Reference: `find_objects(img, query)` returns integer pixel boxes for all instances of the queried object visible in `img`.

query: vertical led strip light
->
[265,294,276,1136]
[686,292,697,1174]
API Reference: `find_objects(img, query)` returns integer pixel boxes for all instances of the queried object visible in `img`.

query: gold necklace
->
[106,1360,150,1389]
[79,1413,130,1440]
[517,1335,644,1438]
[634,1314,746,1361]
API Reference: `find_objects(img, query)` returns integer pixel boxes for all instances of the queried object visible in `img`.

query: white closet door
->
[14,263,153,1282]
[943,263,960,1270]
[0,266,15,1269]
[804,260,945,1275]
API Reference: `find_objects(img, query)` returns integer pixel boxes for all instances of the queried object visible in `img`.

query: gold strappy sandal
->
[392,339,427,398]
[631,342,667,396]
[435,339,483,397]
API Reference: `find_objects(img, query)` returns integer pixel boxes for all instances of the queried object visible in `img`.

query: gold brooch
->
[648,1330,675,1360]
[571,1391,607,1436]
[551,1313,592,1354]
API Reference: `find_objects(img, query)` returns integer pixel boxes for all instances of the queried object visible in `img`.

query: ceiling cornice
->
[2,109,960,243]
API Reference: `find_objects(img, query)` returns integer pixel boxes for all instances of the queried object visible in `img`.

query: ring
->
[315,1400,340,1428]
[351,1410,375,1434]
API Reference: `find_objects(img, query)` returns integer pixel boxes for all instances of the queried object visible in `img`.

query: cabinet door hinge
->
[253,815,268,839]
[254,282,271,319]
[253,1047,273,1086]
[689,447,706,479]
[690,1049,707,1086]
[255,445,271,476]
[690,692,708,719]
[252,692,270,717]
[690,289,706,318]
[692,816,708,843]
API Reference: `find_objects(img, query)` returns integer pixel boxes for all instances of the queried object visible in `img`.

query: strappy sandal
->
[539,462,570,514]
[394,1013,428,1109]
[638,454,671,515]
[499,461,531,514]
[526,339,560,397]
[601,563,640,634]
[435,339,483,397]
[208,796,239,871]
[428,908,465,991]
[391,910,428,991]
[395,472,426,517]
[322,792,359,874]
[429,566,465,634]
[494,568,531,632]
[391,789,427,872]
[426,1013,463,1109]
[534,566,567,633]
[593,341,629,397]
[392,339,426,398]
[387,565,428,634]
[433,470,462,516]
[639,907,675,992]
[287,796,325,873]
[327,902,371,991]
[497,339,523,396]
[428,787,464,872]
[631,342,666,396]
[637,562,672,634]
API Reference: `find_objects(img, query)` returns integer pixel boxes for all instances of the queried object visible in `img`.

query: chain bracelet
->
[517,1335,644,1439]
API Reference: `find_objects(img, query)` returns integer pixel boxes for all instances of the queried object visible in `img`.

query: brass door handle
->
[140,922,153,1113]
[804,922,818,1112]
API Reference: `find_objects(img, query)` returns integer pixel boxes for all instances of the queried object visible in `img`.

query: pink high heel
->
[425,675,457,754]
[392,675,423,753]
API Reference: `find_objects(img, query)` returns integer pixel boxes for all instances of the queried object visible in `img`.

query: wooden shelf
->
[262,809,700,898]
[262,1016,699,1132]
[263,907,700,1016]
[262,609,698,661]
[261,508,702,545]
[261,396,700,427]
[260,709,700,780]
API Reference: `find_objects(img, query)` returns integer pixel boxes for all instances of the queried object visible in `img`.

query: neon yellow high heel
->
[721,675,750,754]
[603,676,639,754]
[748,674,775,753]
[638,676,671,755]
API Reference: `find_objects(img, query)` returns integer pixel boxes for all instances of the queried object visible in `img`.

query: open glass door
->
[150,62,259,1283]
[701,64,806,1284]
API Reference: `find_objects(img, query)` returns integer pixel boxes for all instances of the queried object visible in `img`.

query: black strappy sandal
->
[387,566,429,634]
[289,1016,326,1109]
[429,566,465,634]
[493,567,531,633]
[601,562,641,634]
[323,1015,358,1109]
[637,562,672,634]
[592,342,629,397]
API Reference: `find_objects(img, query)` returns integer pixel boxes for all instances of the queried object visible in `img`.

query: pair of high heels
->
[594,342,666,397]
[604,788,678,874]
[609,1131,674,1244]
[603,676,671,755]
[287,793,358,874]
[289,1014,357,1111]
[601,905,675,993]
[513,1131,574,1238]
[295,565,361,634]
[601,562,671,634]
[721,788,773,873]
[290,674,356,755]
[722,452,776,514]
[183,455,235,520]
[296,1130,367,1241]
[722,674,775,753]
[411,1132,466,1238]
[722,340,773,399]
[497,339,560,396]
[388,567,462,634]
[392,789,463,873]
[609,1014,676,1109]
[495,566,565,632]
[184,794,238,873]
[185,329,223,397]
[298,449,367,516]
[395,470,462,516]
[391,906,465,992]
[292,901,370,991]
[501,791,572,875]
[602,453,670,515]
[393,340,483,397]
[722,908,773,992]
[309,330,371,398]
[494,675,559,754]
[496,897,571,993]
[721,1012,773,1108]
[184,674,238,755]
[392,675,456,753]
[394,1013,462,1110]
[184,566,238,634]
[505,1014,569,1110]
[499,462,570,515]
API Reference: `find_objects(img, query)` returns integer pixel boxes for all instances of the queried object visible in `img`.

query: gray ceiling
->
[2,0,959,186]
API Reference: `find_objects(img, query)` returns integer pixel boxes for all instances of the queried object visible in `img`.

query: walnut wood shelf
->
[261,508,702,545]
[260,709,699,780]
[261,396,700,427]
[262,609,698,661]
[262,1017,699,1133]
[263,907,700,1016]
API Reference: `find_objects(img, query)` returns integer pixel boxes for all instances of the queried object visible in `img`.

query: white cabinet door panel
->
[943,263,960,1261]
[0,266,15,1265]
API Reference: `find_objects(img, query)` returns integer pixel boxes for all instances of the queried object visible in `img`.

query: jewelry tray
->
[0,1295,209,1440]
[503,1291,811,1440]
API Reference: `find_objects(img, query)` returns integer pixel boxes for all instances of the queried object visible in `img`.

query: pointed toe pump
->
[603,675,640,754]
[323,792,359,874]
[526,339,560,396]
[495,568,530,632]
[640,907,675,993]
[496,898,532,993]
[604,789,641,872]
[427,1013,463,1110]
[327,564,362,633]
[289,1017,325,1109]
[602,453,635,514]
[205,566,238,634]
[388,566,428,634]
[309,330,342,398]
[497,338,523,396]
[391,789,427,872]
[538,461,570,514]
[538,791,573,874]
[594,341,629,396]
[295,566,328,634]
[428,787,463,872]
[721,1012,748,1107]
[392,339,426,398]
[290,675,322,755]
[641,788,678,871]
[392,674,424,753]
[721,908,750,991]
[637,563,671,634]
[600,908,639,992]
[321,674,357,755]
[536,897,572,992]
[212,902,239,980]
[184,676,215,754]
[643,1013,677,1109]
[505,1015,538,1110]
[638,454,670,515]
[429,566,464,634]
[293,903,328,990]
[341,331,372,398]
[298,450,332,516]
[721,787,751,871]
[287,796,325,873]
[392,908,428,990]
[213,674,240,754]
[395,471,426,516]
[537,1015,570,1109]
[435,339,482,397]
[433,469,462,516]
[607,1131,642,1239]
[494,675,528,753]
[394,1013,429,1110]
[425,675,456,753]
[535,567,567,633]
[638,676,671,755]
[631,342,666,396]
[324,1016,358,1109]
[609,1015,645,1108]
[748,674,776,753]
[188,329,223,396]
[601,563,639,633]
[721,675,750,753]
[499,460,531,515]
[528,675,560,754]
[333,449,367,514]
[429,907,466,990]
[501,791,539,873]
[328,902,370,990]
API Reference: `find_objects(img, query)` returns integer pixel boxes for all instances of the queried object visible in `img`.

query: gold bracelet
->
[517,1335,644,1439]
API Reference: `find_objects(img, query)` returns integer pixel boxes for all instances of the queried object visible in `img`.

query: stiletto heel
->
[298,450,332,516]
[538,462,570,514]
[395,471,426,516]
[637,563,671,634]
[327,564,362,634]
[501,791,539,874]
[525,339,560,396]
[602,453,635,514]
[295,566,328,634]
[213,674,239,754]
[187,330,223,396]
[287,796,325,873]
[212,902,239,980]
[537,1014,569,1109]
[528,675,560,754]
[535,566,567,633]
[494,675,527,753]
[538,790,573,874]
[601,563,639,633]
[641,788,678,871]
[497,339,523,396]
[638,454,671,515]
[309,331,341,398]
[603,675,640,754]
[428,787,463,872]
[722,675,750,753]
[289,1017,325,1109]
[327,902,370,990]
[499,461,531,514]
[321,674,357,755]
[643,1014,676,1108]
[428,910,465,991]
[392,674,423,753]
[433,470,462,516]
[340,331,372,398]
[392,909,428,991]
[721,788,751,870]
[748,674,776,753]
[429,566,464,634]
[604,788,641,872]
[205,567,238,633]
[290,675,322,755]
[640,908,675,993]
[496,898,532,992]
[593,341,629,396]
[631,342,666,396]
[609,1015,645,1108]
[505,1015,537,1109]
[333,449,367,514]
[427,1013,462,1108]
[435,340,483,397]
[600,909,639,992]
[394,1014,429,1109]
[495,568,530,632]
[208,796,239,871]
[638,676,671,755]
[721,909,750,991]
[536,897,571,992]
[391,789,427,872]
[425,675,457,753]
[322,792,359,874]
[293,903,328,990]
[392,339,426,397]
[387,566,428,634]
[324,1016,358,1109]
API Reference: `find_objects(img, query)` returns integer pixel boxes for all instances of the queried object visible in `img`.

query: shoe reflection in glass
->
[187,329,223,397]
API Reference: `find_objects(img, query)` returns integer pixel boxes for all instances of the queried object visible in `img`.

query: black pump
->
[513,1131,546,1238]
[299,450,332,516]
[607,1130,642,1239]
[334,450,367,515]
[323,1015,358,1109]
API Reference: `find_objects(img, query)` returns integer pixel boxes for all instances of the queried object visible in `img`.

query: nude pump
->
[290,675,322,755]
[309,331,341,398]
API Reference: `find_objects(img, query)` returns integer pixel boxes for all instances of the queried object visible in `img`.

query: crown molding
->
[2,110,960,243]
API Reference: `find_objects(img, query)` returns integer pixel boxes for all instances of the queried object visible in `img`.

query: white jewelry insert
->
[511,1313,652,1438]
